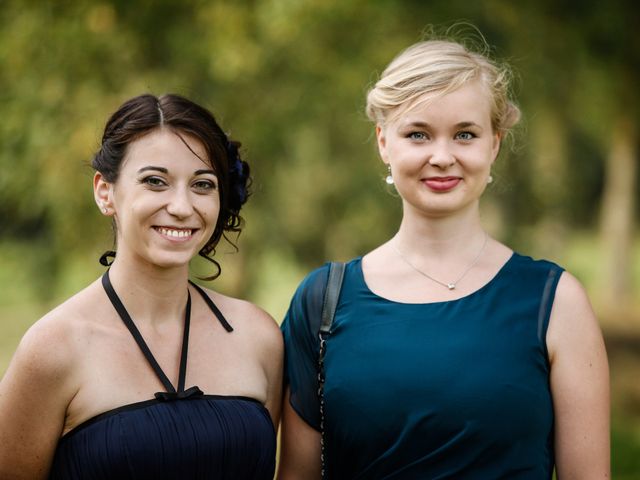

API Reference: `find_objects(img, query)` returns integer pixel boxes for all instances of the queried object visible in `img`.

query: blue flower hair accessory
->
[226,138,249,211]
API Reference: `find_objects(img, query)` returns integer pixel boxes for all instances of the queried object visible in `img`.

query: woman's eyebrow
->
[195,169,217,176]
[137,166,168,174]
[401,121,431,129]
[455,121,482,129]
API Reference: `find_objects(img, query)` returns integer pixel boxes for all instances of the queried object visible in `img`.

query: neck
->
[395,204,486,257]
[105,252,191,326]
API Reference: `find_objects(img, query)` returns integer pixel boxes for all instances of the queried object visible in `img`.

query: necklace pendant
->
[391,231,488,294]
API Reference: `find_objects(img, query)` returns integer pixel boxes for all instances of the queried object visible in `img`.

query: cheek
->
[392,147,423,173]
[200,196,221,224]
[204,210,219,227]
[122,199,154,223]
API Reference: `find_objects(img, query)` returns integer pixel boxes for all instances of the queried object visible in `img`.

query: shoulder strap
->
[317,261,345,480]
[188,280,234,332]
[320,262,346,336]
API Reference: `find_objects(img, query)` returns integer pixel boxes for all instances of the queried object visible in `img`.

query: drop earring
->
[487,174,493,184]
[385,165,394,185]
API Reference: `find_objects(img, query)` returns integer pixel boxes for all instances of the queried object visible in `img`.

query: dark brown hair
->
[93,93,251,279]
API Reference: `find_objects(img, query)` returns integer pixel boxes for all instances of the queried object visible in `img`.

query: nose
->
[166,186,194,219]
[428,140,455,169]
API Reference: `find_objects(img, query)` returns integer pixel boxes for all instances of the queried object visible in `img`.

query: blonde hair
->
[366,39,521,136]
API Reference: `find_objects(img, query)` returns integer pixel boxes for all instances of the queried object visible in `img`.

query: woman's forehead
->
[390,82,493,127]
[121,129,213,172]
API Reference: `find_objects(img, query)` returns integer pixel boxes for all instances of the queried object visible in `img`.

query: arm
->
[547,272,610,479]
[260,315,284,428]
[0,317,77,479]
[277,388,322,480]
[278,266,329,479]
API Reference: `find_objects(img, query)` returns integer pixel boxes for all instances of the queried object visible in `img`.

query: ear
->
[93,172,114,216]
[375,124,388,164]
[491,132,502,164]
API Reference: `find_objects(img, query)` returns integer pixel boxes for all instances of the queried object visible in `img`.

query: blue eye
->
[456,131,475,141]
[408,132,427,140]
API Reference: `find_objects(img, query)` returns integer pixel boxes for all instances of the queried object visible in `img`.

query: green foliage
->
[1,0,637,336]
[612,418,640,477]
[0,0,637,302]
[0,3,638,473]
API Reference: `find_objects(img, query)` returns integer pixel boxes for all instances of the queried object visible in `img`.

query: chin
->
[410,193,478,215]
[146,251,196,270]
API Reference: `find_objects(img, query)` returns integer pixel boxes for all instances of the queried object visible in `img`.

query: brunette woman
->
[0,94,282,479]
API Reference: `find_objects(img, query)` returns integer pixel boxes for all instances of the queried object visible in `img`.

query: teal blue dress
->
[282,253,563,479]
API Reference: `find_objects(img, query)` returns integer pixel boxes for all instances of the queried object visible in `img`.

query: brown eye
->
[193,180,216,191]
[142,176,167,187]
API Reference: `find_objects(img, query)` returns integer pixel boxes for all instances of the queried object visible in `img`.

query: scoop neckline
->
[355,251,517,306]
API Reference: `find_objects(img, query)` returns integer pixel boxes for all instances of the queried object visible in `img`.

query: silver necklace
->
[391,232,488,290]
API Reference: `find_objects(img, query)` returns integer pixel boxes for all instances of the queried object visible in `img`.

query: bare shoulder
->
[195,286,283,349]
[0,281,105,476]
[8,280,103,379]
[196,286,284,418]
[547,270,604,362]
[550,271,595,326]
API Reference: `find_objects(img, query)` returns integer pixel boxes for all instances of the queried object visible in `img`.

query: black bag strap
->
[320,262,346,335]
[318,261,345,479]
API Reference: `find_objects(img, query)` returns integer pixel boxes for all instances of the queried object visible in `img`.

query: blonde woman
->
[278,37,609,479]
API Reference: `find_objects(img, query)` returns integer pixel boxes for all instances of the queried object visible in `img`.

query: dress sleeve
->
[281,264,331,431]
[536,261,565,359]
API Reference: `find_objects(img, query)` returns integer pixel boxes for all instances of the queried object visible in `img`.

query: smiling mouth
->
[153,227,196,239]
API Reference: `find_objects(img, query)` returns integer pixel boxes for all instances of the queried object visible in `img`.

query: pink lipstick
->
[423,177,461,192]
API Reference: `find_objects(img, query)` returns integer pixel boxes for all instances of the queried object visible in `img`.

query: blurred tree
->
[581,2,640,307]
[0,0,637,314]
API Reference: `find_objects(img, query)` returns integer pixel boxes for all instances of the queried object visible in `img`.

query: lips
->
[423,176,461,192]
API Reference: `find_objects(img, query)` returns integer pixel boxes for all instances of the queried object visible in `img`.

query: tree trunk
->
[599,115,637,307]
[530,106,569,258]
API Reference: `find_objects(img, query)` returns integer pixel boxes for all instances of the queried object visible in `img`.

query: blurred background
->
[0,0,638,475]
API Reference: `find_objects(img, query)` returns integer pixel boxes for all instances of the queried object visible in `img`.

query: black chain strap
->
[317,262,345,480]
[318,333,329,479]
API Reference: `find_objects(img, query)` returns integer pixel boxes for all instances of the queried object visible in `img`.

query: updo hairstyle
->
[366,39,521,137]
[92,93,251,279]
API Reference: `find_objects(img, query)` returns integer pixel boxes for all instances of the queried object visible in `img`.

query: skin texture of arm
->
[547,272,610,479]
[254,307,284,428]
[277,388,322,480]
[0,314,78,479]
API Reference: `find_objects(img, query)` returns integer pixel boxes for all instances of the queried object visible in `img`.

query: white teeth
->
[158,227,192,238]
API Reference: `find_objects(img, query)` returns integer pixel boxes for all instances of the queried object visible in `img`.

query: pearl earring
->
[101,206,108,214]
[487,175,493,184]
[385,165,394,185]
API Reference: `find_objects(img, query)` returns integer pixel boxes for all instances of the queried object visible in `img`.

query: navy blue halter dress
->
[49,271,276,479]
